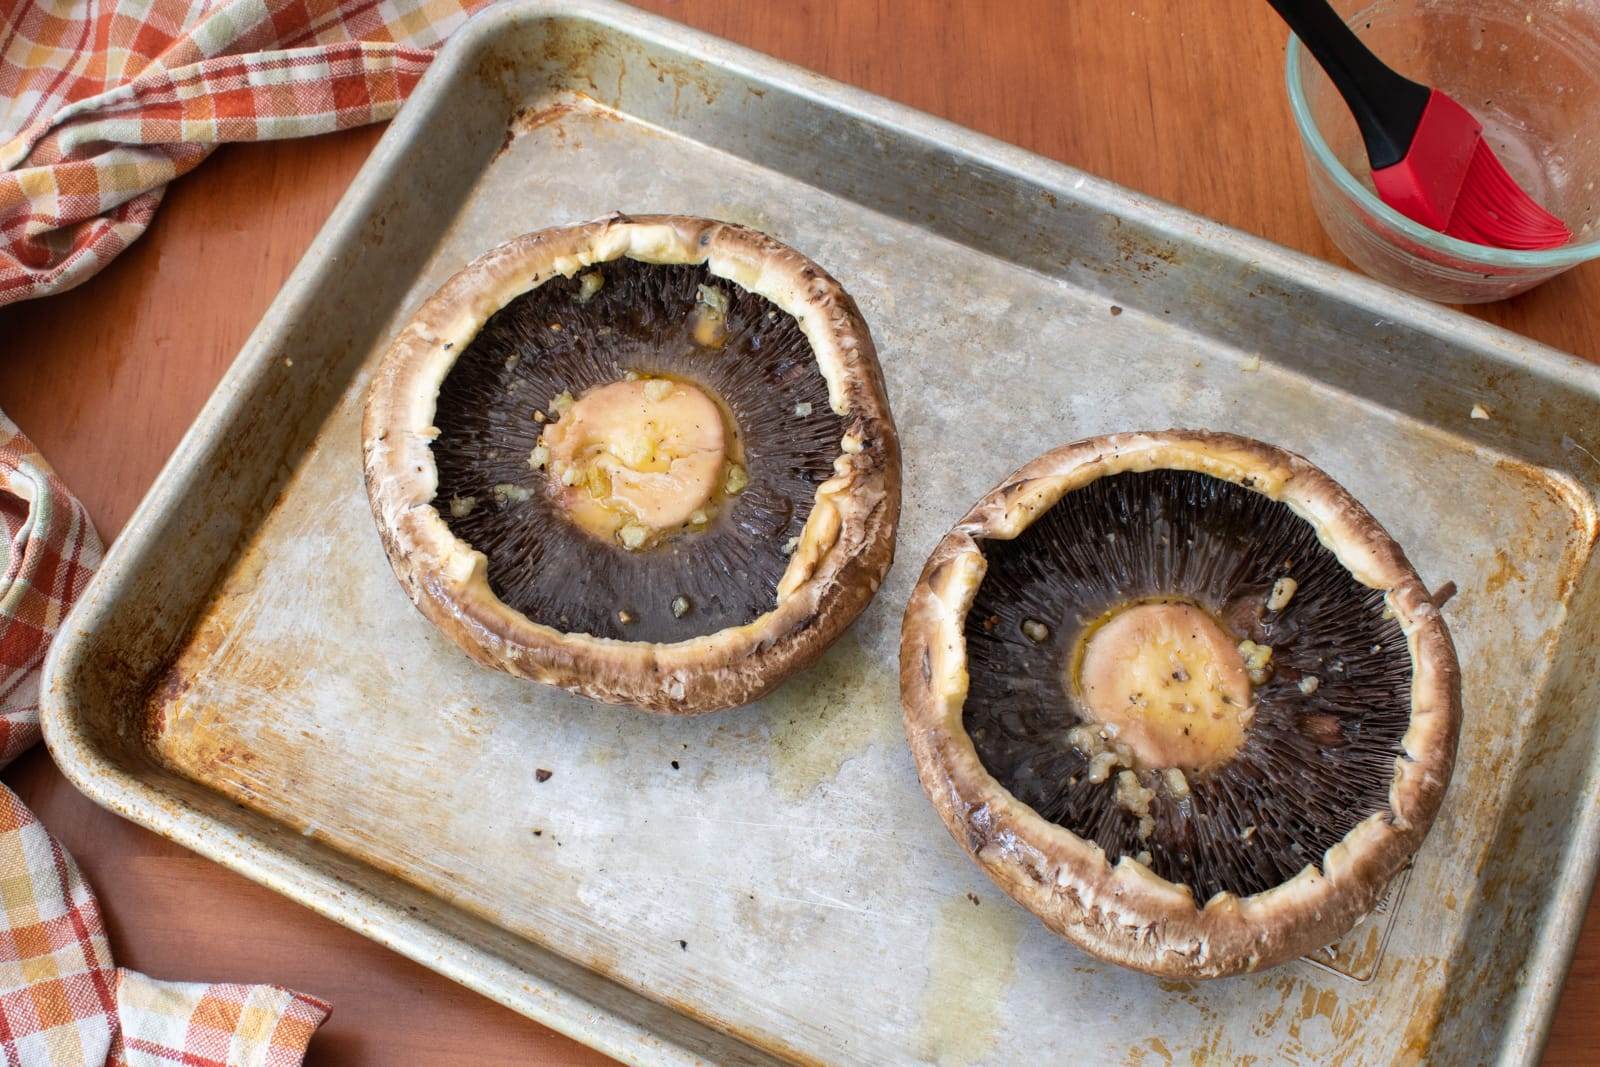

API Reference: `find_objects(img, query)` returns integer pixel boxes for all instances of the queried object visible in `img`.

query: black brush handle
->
[1267,0,1431,168]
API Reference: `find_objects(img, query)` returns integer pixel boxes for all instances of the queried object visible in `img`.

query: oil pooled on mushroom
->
[962,469,1412,900]
[433,259,845,642]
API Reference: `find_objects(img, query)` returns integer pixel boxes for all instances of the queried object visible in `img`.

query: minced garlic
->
[692,285,730,347]
[577,271,604,302]
[696,284,729,314]
[1238,639,1273,685]
[1087,751,1123,784]
[1267,576,1298,612]
[492,483,531,505]
[1115,770,1155,828]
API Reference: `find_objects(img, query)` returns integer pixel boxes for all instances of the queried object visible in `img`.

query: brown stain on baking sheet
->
[917,895,1024,1066]
[1482,547,1526,596]
[494,95,629,161]
[763,634,899,799]
[646,54,721,118]
[1394,962,1448,1066]
[1187,1019,1258,1066]
[1284,985,1363,1049]
[476,19,610,103]
[1491,457,1600,598]
[1337,924,1384,981]
[491,21,723,119]
[1142,963,1401,1062]
[1122,1036,1174,1066]
[1106,216,1183,279]
[1250,973,1300,1037]
[496,100,576,158]
[512,100,577,133]
[1170,954,1451,1064]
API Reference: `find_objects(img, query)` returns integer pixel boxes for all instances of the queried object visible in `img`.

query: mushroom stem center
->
[541,378,730,547]
[1074,601,1253,771]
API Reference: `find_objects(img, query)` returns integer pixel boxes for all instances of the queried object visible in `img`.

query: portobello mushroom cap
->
[899,430,1460,978]
[364,215,899,713]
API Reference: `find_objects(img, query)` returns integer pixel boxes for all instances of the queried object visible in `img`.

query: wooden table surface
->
[1,1,1595,1062]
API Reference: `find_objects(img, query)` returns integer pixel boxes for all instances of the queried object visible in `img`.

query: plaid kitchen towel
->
[2,0,488,306]
[0,415,331,1065]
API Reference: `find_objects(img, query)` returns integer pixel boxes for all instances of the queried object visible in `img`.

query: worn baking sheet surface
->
[44,4,1600,1066]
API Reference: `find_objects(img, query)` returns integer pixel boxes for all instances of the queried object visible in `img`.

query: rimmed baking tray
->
[41,2,1600,1063]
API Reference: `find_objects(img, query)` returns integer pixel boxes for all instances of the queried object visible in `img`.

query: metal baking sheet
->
[41,2,1600,1063]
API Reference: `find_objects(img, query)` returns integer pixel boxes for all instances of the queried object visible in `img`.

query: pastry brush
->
[1268,0,1571,250]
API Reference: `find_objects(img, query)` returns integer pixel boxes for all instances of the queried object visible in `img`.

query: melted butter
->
[1073,600,1252,770]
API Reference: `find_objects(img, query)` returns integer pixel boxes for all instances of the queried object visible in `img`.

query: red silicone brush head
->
[1444,139,1574,250]
[1372,90,1572,251]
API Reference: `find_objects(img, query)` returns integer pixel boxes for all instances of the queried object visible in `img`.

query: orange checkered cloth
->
[1,0,486,305]
[0,417,332,1063]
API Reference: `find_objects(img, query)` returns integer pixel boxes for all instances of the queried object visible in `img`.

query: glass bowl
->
[1286,0,1600,303]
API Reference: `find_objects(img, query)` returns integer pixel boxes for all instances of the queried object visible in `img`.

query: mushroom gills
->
[432,259,846,643]
[961,468,1412,901]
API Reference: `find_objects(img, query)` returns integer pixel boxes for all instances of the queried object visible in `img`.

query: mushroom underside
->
[962,468,1413,901]
[432,258,846,643]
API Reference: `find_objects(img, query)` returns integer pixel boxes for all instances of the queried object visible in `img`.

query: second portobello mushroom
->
[901,430,1460,977]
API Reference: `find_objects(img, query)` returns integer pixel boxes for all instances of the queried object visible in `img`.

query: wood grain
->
[0,1,1594,1062]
